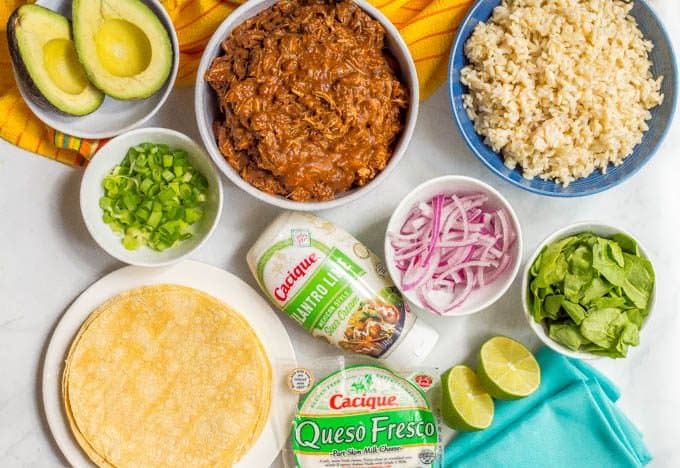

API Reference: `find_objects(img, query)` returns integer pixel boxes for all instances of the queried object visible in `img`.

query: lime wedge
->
[477,336,541,400]
[441,365,494,431]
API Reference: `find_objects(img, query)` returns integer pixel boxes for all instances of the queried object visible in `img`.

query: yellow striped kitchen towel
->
[0,0,474,166]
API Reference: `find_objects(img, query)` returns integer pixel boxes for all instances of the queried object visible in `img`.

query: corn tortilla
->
[62,284,272,467]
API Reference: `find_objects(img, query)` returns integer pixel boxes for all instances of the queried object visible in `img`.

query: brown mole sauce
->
[206,0,409,201]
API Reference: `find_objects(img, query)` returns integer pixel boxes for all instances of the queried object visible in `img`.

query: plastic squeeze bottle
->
[247,211,438,368]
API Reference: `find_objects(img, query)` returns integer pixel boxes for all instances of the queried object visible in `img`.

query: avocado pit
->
[95,19,151,78]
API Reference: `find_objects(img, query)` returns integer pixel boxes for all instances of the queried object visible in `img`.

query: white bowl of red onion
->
[385,175,522,316]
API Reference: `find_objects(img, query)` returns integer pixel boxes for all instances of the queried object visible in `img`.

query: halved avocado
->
[72,0,173,100]
[7,5,104,116]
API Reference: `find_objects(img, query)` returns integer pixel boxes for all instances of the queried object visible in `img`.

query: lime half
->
[477,336,541,400]
[441,365,494,431]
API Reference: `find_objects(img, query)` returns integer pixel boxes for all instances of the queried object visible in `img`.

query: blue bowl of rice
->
[448,0,677,197]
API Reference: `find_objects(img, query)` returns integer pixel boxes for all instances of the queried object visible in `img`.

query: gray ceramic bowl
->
[12,0,179,139]
[194,0,419,211]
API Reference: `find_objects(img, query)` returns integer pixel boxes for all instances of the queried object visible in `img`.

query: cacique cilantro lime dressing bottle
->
[247,212,438,367]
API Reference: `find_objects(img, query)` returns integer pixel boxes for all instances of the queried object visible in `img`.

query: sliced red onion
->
[389,192,516,315]
[420,195,444,268]
[401,250,439,291]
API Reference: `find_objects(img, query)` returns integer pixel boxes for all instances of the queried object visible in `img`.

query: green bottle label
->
[284,248,364,330]
[255,229,410,358]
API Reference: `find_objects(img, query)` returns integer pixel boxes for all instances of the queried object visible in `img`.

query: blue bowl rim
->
[447,0,679,198]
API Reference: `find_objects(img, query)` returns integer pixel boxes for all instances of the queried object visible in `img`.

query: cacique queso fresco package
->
[283,357,443,468]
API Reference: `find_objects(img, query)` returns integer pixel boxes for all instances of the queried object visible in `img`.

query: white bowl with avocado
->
[8,0,179,139]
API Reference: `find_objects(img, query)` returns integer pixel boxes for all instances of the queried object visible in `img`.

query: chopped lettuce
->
[580,308,625,349]
[549,323,589,351]
[528,232,653,358]
[561,300,586,325]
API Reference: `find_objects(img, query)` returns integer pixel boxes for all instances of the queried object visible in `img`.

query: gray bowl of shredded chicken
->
[195,0,419,210]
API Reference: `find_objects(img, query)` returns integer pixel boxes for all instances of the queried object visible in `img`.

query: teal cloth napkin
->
[443,347,651,467]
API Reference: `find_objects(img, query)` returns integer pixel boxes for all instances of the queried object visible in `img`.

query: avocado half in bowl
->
[72,0,173,100]
[7,0,179,139]
[7,5,104,116]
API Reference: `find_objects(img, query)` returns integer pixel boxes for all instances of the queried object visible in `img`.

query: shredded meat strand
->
[206,0,409,201]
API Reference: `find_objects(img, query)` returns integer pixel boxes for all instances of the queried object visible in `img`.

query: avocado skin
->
[7,6,104,117]
[6,7,63,115]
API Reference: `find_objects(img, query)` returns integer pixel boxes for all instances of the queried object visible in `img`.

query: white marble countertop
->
[1,1,679,465]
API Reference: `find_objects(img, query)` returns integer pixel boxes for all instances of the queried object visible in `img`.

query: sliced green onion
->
[99,142,209,251]
[139,178,153,194]
[162,170,175,182]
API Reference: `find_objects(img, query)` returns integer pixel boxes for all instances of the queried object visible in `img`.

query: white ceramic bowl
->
[385,175,523,316]
[80,128,223,267]
[13,0,179,139]
[194,0,419,211]
[521,222,656,360]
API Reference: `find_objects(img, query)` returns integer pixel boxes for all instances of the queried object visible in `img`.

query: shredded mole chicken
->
[206,0,409,201]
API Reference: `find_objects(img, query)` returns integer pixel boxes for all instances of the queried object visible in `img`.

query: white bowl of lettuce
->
[522,222,655,360]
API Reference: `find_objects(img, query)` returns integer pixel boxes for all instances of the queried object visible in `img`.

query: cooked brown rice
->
[461,0,663,185]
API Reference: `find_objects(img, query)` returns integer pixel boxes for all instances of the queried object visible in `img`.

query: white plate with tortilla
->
[42,260,297,467]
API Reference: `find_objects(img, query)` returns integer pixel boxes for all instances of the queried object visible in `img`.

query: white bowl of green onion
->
[80,127,223,267]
